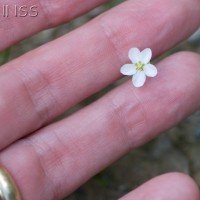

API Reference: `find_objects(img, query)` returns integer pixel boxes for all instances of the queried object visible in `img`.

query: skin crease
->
[0,0,199,200]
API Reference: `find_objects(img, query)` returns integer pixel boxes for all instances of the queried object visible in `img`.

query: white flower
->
[120,48,157,87]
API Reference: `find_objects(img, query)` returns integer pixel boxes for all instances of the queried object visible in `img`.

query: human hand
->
[0,0,200,199]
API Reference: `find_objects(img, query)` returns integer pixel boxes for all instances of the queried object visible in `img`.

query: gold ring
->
[0,167,21,200]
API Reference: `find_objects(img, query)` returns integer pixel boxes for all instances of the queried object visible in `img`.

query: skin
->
[0,0,199,199]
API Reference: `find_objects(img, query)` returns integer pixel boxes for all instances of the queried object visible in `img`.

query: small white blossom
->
[120,48,157,87]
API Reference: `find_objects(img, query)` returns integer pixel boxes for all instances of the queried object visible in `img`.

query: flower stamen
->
[135,61,144,71]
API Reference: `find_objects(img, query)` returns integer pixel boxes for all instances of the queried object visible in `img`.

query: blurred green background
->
[1,1,200,200]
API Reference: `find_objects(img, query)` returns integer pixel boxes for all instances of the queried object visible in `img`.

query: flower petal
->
[128,48,141,63]
[132,71,146,87]
[144,64,158,77]
[140,48,152,64]
[120,64,136,75]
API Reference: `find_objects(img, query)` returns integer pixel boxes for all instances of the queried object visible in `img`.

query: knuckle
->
[15,66,59,126]
[105,85,147,148]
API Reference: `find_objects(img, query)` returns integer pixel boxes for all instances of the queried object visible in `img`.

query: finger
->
[0,0,108,50]
[0,0,200,149]
[1,52,200,200]
[120,173,200,200]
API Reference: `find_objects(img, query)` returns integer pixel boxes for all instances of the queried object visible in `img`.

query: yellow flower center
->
[135,62,144,71]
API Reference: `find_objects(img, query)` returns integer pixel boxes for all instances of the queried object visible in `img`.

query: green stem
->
[0,48,11,65]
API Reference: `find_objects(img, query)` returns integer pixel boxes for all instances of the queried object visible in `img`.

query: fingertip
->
[120,172,200,200]
[165,172,200,200]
